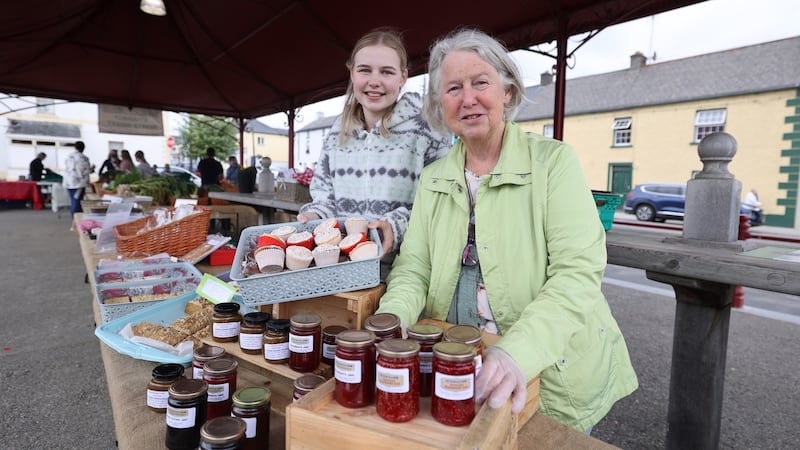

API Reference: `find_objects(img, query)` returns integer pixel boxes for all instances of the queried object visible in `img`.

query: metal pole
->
[553,17,567,141]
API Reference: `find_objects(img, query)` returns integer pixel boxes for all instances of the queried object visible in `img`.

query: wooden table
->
[208,191,304,225]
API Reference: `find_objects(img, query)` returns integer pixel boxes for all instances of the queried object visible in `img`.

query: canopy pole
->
[238,117,245,166]
[287,109,296,169]
[553,18,568,141]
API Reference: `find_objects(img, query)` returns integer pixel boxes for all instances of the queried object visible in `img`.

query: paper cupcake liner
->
[344,217,369,235]
[285,245,314,270]
[312,244,340,267]
[254,245,285,273]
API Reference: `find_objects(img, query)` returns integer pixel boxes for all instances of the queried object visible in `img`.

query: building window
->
[36,98,55,114]
[257,136,264,145]
[542,124,554,138]
[612,118,632,147]
[694,108,726,142]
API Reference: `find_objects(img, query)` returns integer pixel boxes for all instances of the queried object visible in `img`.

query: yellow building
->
[516,36,800,229]
[242,119,289,170]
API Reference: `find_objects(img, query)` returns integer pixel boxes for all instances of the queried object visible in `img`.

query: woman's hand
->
[296,212,319,224]
[475,346,527,413]
[368,219,394,256]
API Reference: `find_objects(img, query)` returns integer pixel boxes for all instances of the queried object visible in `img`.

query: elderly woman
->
[375,28,638,433]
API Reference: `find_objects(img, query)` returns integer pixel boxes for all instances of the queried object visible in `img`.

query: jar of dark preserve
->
[203,357,238,420]
[199,416,247,450]
[212,302,242,343]
[147,363,186,413]
[231,386,271,450]
[293,374,326,402]
[263,319,290,364]
[334,329,376,408]
[288,313,322,372]
[192,345,226,379]
[443,324,484,376]
[166,378,208,450]
[321,325,347,366]
[406,323,443,397]
[363,313,402,345]
[239,311,270,355]
[431,342,476,427]
[375,338,420,422]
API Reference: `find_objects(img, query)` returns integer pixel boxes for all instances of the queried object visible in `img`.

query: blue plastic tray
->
[94,292,254,365]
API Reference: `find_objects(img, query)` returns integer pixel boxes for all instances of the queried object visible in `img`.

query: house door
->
[608,163,633,206]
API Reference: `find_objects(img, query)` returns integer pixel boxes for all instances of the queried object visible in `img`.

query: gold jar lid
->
[293,374,326,393]
[232,386,271,408]
[433,342,475,363]
[407,323,444,341]
[377,338,420,358]
[200,416,247,445]
[290,313,322,329]
[335,329,375,348]
[203,357,238,375]
[443,324,482,346]
[363,313,400,333]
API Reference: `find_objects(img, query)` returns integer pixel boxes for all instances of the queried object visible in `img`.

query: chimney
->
[630,51,647,69]
[540,72,553,86]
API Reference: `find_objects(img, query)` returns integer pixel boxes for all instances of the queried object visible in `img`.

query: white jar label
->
[213,321,240,338]
[207,382,230,402]
[334,356,362,383]
[264,342,289,360]
[289,333,314,353]
[192,367,203,380]
[239,332,262,350]
[434,372,474,401]
[166,406,196,429]
[146,389,169,409]
[232,414,257,439]
[376,366,409,393]
[419,351,433,374]
[322,342,336,360]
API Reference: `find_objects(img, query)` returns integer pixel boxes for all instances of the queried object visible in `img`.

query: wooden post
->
[650,132,742,449]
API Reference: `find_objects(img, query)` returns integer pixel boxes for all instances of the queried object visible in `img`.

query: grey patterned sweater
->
[300,92,452,252]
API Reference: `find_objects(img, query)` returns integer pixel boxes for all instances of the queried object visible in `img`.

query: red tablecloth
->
[0,181,45,210]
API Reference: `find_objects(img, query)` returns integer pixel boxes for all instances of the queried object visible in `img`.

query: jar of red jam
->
[334,330,376,408]
[192,345,226,380]
[289,313,322,372]
[198,416,246,450]
[431,342,476,426]
[292,374,326,402]
[443,324,484,376]
[321,325,347,366]
[231,386,271,450]
[203,357,238,420]
[363,313,402,345]
[166,378,208,450]
[147,363,186,413]
[263,319,290,364]
[375,338,420,422]
[212,302,242,343]
[239,311,270,355]
[406,323,443,397]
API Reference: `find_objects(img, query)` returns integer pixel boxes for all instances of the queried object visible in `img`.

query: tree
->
[178,114,238,169]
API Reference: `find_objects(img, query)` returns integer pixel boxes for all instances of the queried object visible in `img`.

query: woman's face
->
[350,44,407,126]
[439,50,510,143]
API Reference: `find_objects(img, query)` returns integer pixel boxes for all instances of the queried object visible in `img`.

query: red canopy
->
[0,0,704,119]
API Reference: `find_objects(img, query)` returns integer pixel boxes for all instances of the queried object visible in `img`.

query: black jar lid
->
[213,302,241,314]
[152,363,185,380]
[243,311,271,326]
[266,318,291,333]
[200,416,247,445]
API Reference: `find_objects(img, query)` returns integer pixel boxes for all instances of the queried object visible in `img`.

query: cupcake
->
[254,245,285,274]
[314,227,342,247]
[348,240,379,261]
[312,244,341,267]
[286,231,314,250]
[338,232,367,255]
[313,218,340,235]
[285,245,314,270]
[257,233,286,250]
[344,217,369,235]
[270,225,297,243]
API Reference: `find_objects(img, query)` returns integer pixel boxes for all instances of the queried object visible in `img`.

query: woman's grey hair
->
[423,28,525,134]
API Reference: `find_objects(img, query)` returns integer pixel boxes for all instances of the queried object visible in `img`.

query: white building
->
[1,96,171,181]
[292,112,338,171]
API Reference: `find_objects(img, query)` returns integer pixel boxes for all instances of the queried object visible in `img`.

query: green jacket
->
[378,122,638,431]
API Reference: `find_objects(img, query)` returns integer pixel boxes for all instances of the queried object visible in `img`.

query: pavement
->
[1,206,798,449]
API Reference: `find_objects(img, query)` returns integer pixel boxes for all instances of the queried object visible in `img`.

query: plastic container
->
[591,190,622,231]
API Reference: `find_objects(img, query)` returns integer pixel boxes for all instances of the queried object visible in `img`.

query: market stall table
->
[207,191,303,225]
[75,215,616,449]
[0,180,44,209]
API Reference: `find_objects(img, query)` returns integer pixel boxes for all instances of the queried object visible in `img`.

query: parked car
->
[624,183,764,225]
[157,166,202,187]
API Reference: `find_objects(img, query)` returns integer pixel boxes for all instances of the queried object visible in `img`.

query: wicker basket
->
[114,206,211,256]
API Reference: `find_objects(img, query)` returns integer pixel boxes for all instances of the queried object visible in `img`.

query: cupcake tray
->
[230,218,383,306]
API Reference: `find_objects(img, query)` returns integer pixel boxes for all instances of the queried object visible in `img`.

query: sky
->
[259,0,799,129]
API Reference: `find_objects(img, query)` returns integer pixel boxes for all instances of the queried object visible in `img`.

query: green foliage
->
[178,114,239,167]
[110,169,142,188]
[129,176,197,206]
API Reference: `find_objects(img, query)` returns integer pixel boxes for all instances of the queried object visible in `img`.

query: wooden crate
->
[269,284,385,330]
[285,318,541,449]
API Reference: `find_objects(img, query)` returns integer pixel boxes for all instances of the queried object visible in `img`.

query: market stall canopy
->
[1,0,703,119]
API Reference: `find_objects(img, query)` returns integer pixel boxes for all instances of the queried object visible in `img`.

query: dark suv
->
[624,183,764,225]
[624,183,686,222]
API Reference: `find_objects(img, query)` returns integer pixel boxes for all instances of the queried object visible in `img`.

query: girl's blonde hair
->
[339,27,408,145]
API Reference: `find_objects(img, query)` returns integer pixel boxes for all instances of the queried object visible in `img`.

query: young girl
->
[297,28,452,268]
